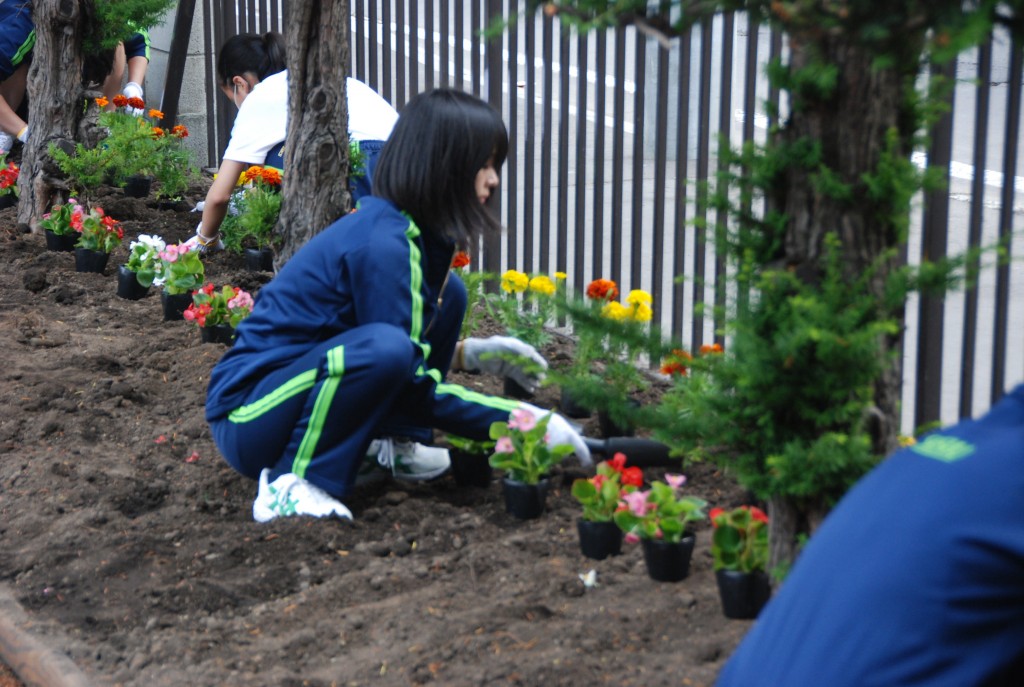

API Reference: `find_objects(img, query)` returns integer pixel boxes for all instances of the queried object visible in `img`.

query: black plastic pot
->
[244,247,274,272]
[597,399,641,438]
[450,450,493,488]
[161,290,193,321]
[502,375,533,400]
[45,230,78,252]
[641,534,696,583]
[74,247,109,274]
[577,518,623,560]
[123,175,152,198]
[116,265,149,300]
[715,569,772,620]
[559,387,591,419]
[0,194,16,210]
[200,324,236,346]
[501,477,549,519]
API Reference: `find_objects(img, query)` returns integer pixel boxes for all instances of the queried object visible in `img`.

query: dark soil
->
[0,181,751,687]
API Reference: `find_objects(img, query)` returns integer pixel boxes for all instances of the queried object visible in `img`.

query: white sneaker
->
[252,468,353,523]
[367,437,450,482]
[0,131,12,155]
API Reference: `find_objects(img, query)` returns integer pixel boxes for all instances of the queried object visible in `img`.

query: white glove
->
[518,402,592,466]
[462,336,548,394]
[123,81,144,116]
[183,222,224,253]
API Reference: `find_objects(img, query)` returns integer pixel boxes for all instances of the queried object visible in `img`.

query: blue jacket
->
[206,196,517,434]
[717,384,1024,687]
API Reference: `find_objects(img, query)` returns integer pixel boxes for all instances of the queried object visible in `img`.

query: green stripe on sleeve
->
[436,383,520,412]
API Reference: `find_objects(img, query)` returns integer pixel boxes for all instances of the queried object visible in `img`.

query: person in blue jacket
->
[206,88,591,522]
[716,382,1024,687]
[0,0,34,154]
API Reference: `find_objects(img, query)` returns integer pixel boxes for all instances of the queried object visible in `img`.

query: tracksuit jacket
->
[206,197,518,498]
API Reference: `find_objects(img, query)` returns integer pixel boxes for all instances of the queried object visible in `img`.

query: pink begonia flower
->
[665,473,687,489]
[622,490,649,516]
[495,436,515,453]
[160,245,180,262]
[624,532,640,544]
[228,291,254,311]
[507,408,537,432]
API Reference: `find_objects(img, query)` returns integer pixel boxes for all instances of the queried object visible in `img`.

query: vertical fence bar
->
[471,0,482,98]
[592,29,607,279]
[424,2,434,90]
[960,39,992,418]
[440,3,450,86]
[651,43,669,332]
[991,39,1023,405]
[573,28,589,290]
[556,25,571,276]
[610,26,627,287]
[671,28,692,341]
[203,0,217,165]
[368,1,379,91]
[523,11,536,273]
[408,0,418,97]
[539,17,554,275]
[629,32,647,292]
[692,20,713,348]
[395,0,406,107]
[713,13,734,344]
[354,1,365,82]
[504,0,519,273]
[914,59,957,430]
[737,15,759,315]
[454,1,464,90]
[767,28,782,127]
[162,0,197,128]
[381,0,393,103]
[483,0,504,274]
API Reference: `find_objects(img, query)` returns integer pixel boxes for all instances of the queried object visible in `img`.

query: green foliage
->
[49,143,110,201]
[90,0,175,52]
[710,506,769,572]
[220,168,284,252]
[73,205,124,253]
[38,200,80,236]
[488,411,575,484]
[444,435,496,455]
[125,234,166,288]
[613,478,707,543]
[158,244,205,295]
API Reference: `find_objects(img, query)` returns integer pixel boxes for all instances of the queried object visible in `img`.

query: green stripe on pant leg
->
[292,346,346,478]
[228,369,318,424]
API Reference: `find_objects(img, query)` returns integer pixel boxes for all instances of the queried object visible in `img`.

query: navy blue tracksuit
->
[206,197,517,499]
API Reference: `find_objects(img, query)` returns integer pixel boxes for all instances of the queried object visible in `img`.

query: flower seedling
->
[488,408,575,484]
[125,234,167,288]
[72,205,124,253]
[156,242,205,295]
[613,473,707,543]
[571,452,643,523]
[184,283,254,329]
[709,505,769,573]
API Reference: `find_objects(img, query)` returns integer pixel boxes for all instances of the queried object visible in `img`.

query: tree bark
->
[277,0,351,266]
[17,0,90,233]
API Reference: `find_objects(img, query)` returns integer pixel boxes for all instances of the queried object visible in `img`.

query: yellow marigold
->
[601,301,630,321]
[631,302,653,322]
[554,271,567,280]
[94,96,109,108]
[626,289,653,307]
[898,435,917,448]
[501,270,529,293]
[529,275,556,295]
[148,109,164,120]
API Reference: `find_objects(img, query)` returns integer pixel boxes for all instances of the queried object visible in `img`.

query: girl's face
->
[475,157,499,205]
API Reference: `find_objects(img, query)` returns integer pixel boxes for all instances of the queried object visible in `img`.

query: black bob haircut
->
[217,32,287,87]
[372,88,508,246]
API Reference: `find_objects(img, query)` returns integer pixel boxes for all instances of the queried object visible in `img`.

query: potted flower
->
[220,165,282,271]
[571,452,643,559]
[0,156,19,210]
[488,408,576,519]
[445,434,496,488]
[613,474,707,582]
[118,234,166,300]
[155,242,205,321]
[38,199,81,252]
[710,505,772,619]
[184,283,254,346]
[71,205,124,274]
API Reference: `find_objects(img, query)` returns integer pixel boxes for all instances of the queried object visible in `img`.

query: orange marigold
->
[451,251,471,269]
[127,96,145,110]
[151,127,165,138]
[699,342,724,355]
[171,125,189,138]
[112,94,128,108]
[94,96,109,108]
[586,278,619,301]
[260,168,282,186]
[148,109,164,120]
[660,349,692,377]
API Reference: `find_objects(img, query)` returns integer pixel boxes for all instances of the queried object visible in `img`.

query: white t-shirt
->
[222,70,397,165]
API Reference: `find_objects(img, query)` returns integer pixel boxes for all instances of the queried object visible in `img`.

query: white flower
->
[578,569,598,588]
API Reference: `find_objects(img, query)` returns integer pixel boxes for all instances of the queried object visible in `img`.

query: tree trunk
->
[277,0,351,266]
[767,494,828,578]
[17,0,90,232]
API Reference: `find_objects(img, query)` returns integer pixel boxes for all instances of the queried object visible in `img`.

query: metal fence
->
[197,1,1024,434]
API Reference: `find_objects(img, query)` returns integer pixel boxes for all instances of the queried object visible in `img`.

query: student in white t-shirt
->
[189,32,399,253]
